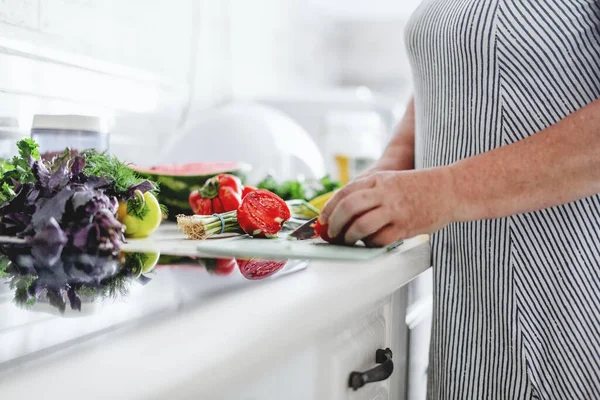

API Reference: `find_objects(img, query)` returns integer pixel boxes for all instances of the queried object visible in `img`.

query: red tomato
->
[313,219,331,242]
[237,258,286,280]
[237,190,291,238]
[242,185,258,199]
[314,219,345,245]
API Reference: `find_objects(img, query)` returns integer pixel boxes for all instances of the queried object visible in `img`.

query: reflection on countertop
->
[0,243,308,371]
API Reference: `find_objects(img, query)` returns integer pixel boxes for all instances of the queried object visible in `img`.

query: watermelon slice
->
[129,162,250,220]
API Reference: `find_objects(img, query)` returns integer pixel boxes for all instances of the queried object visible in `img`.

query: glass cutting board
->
[194,235,404,261]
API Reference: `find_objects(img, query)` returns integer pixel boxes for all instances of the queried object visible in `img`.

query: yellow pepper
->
[117,190,162,238]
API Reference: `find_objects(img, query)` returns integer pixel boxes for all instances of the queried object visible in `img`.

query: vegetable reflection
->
[0,244,158,313]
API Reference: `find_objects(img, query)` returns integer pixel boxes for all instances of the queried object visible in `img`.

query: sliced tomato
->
[237,190,291,238]
[237,258,286,280]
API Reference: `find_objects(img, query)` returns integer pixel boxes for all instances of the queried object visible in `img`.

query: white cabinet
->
[216,288,409,400]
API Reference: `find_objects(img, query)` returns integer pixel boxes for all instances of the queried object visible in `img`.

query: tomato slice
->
[237,258,286,280]
[237,190,291,237]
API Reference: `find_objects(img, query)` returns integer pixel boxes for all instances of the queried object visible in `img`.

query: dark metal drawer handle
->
[348,348,394,391]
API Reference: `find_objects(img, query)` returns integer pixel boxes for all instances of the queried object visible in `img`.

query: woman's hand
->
[321,96,600,247]
[319,168,457,247]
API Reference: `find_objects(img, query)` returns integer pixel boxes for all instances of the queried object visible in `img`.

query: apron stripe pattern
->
[405,1,600,398]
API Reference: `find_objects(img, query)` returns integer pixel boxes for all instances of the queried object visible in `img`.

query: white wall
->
[0,0,338,165]
[0,0,197,164]
[310,0,422,96]
[228,0,338,98]
[0,0,421,165]
[309,0,421,19]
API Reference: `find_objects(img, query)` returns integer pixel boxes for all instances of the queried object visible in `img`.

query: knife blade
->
[288,217,318,240]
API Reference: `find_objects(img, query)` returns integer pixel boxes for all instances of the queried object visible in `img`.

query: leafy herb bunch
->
[0,140,157,259]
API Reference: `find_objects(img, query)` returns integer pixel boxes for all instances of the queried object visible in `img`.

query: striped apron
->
[404,1,600,398]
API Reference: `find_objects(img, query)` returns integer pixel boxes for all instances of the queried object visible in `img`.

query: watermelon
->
[129,162,249,220]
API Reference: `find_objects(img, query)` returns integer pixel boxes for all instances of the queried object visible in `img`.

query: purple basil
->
[28,218,68,266]
[0,183,37,236]
[31,158,50,188]
[0,155,126,258]
[70,155,86,176]
[67,287,82,311]
[125,180,156,200]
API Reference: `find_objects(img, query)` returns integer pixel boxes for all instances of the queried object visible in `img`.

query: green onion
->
[176,211,243,240]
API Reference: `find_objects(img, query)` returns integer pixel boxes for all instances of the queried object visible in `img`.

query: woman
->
[319,1,600,399]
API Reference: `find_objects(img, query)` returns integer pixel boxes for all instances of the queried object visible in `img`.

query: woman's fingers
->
[363,224,403,248]
[343,207,390,245]
[326,189,381,239]
[319,177,376,224]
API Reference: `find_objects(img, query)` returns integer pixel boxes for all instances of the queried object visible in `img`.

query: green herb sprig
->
[0,138,41,203]
[81,150,158,197]
[257,174,341,202]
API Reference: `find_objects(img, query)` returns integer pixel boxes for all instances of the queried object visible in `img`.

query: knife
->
[288,217,318,240]
[288,216,405,250]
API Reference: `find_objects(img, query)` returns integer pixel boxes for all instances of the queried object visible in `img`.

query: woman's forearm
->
[447,98,600,222]
[371,98,416,172]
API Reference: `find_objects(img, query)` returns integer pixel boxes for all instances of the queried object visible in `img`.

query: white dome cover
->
[162,102,326,185]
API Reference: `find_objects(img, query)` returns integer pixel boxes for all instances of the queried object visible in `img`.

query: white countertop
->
[0,229,431,399]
